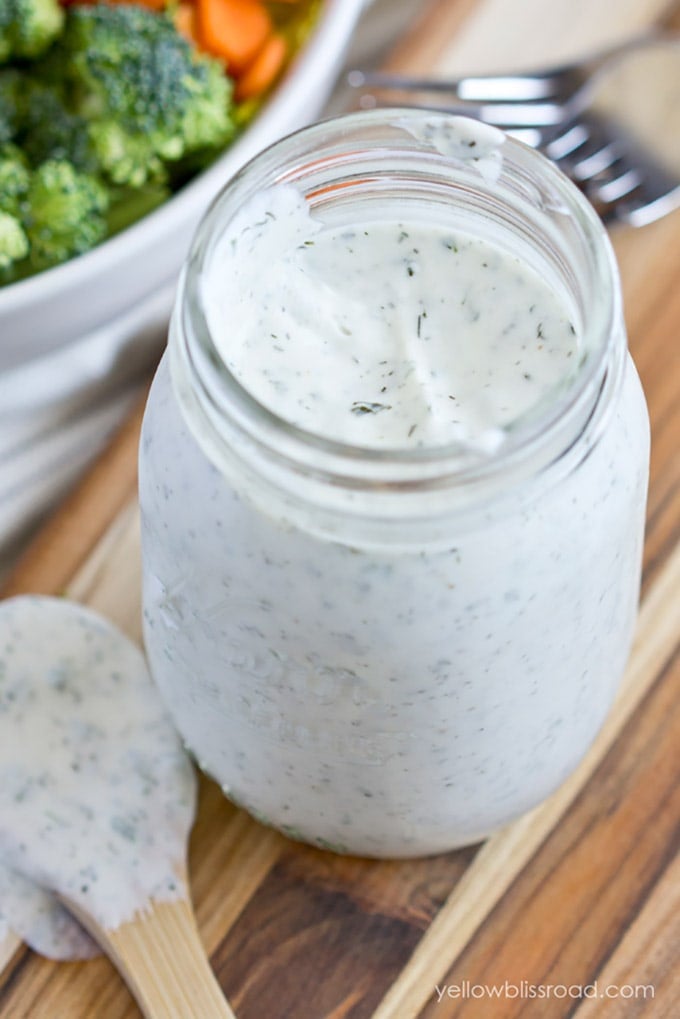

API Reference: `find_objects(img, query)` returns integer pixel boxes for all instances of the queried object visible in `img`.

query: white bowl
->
[0,0,363,560]
[0,0,364,373]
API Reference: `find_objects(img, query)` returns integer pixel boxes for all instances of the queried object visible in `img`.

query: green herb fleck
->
[351,401,392,416]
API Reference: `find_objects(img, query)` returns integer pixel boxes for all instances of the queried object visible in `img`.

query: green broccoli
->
[58,5,235,187]
[0,1,242,285]
[0,143,30,217]
[0,69,22,144]
[0,209,28,270]
[23,159,109,270]
[0,0,64,64]
[0,143,30,277]
[17,80,98,173]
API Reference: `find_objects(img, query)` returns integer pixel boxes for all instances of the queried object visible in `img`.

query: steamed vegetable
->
[56,5,235,186]
[0,0,317,285]
[0,0,64,63]
[18,80,98,172]
[0,144,30,218]
[197,0,272,74]
[234,30,286,101]
[24,159,109,269]
[0,70,22,144]
[0,211,29,271]
[0,143,30,273]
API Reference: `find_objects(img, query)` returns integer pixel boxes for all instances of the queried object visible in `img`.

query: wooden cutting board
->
[2,1,679,1016]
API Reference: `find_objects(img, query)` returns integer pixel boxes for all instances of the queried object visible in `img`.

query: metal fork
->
[348,35,680,227]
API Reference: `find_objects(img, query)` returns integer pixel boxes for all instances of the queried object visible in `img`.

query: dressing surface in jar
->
[139,111,649,857]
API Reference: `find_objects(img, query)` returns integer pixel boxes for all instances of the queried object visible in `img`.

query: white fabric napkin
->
[0,286,173,563]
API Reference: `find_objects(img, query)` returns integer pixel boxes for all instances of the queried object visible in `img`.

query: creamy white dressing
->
[397,113,506,182]
[140,114,649,856]
[142,356,648,855]
[0,596,196,946]
[203,186,579,453]
[0,862,97,960]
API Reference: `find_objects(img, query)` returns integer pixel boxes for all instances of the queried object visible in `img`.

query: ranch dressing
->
[397,113,506,182]
[0,596,196,948]
[140,111,649,856]
[0,862,96,960]
[202,185,579,451]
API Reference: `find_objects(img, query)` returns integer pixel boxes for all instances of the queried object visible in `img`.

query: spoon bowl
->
[0,595,234,1017]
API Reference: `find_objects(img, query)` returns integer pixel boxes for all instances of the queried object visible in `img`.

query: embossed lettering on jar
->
[139,111,649,857]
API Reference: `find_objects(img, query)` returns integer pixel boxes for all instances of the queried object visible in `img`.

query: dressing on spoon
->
[0,595,196,935]
[0,860,97,960]
[0,596,235,1017]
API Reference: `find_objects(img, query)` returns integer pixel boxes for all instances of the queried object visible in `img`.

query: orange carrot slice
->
[175,2,200,45]
[235,32,288,100]
[197,0,272,75]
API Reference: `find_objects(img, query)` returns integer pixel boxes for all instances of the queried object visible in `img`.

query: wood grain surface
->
[1,0,679,1016]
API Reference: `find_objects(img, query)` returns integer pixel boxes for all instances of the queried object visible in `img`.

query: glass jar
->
[139,110,649,857]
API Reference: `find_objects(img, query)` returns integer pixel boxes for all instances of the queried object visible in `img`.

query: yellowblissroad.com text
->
[434,981,655,1002]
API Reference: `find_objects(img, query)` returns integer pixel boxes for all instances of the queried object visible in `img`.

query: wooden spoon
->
[0,596,235,1017]
[64,882,236,1019]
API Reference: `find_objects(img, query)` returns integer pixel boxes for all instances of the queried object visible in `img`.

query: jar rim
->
[175,108,623,493]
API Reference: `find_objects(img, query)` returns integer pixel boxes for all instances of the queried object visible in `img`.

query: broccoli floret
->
[18,80,97,173]
[0,210,29,270]
[58,5,234,187]
[0,0,64,64]
[23,159,109,270]
[0,143,30,217]
[0,3,240,285]
[88,120,167,187]
[0,70,22,144]
[0,142,31,277]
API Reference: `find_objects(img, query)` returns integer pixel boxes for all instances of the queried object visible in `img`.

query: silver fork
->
[348,35,680,227]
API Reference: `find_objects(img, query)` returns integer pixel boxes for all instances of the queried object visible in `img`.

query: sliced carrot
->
[175,2,200,45]
[235,31,287,100]
[197,0,272,75]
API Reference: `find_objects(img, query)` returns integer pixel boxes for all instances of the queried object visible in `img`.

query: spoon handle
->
[88,898,236,1019]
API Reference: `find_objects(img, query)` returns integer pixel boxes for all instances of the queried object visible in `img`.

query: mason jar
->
[139,110,649,857]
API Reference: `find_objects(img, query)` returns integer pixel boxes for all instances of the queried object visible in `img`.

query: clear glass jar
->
[139,111,649,857]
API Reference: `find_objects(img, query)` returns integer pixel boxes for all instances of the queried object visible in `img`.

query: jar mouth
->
[177,108,622,491]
